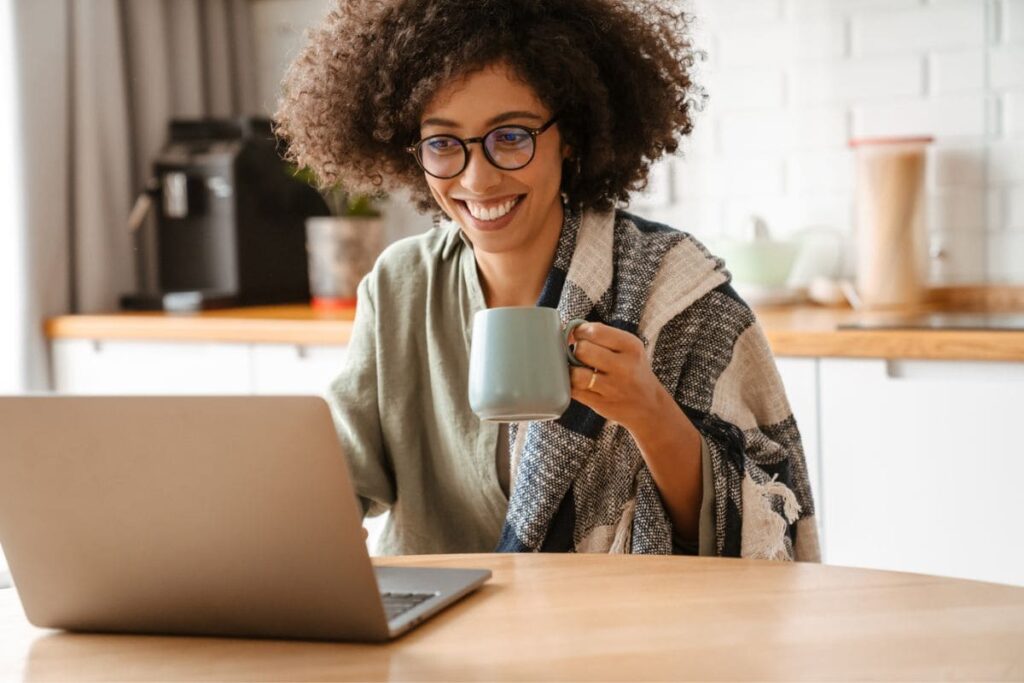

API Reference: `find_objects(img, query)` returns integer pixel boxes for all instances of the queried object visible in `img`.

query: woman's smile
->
[456,194,526,230]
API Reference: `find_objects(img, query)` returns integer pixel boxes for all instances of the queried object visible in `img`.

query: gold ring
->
[586,368,599,391]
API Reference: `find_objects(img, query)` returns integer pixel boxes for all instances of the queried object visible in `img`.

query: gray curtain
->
[9,0,256,391]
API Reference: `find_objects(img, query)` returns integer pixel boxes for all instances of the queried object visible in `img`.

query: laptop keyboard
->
[381,591,436,620]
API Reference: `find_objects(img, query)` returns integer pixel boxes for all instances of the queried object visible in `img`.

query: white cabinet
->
[51,339,347,397]
[818,358,1024,586]
[53,339,252,394]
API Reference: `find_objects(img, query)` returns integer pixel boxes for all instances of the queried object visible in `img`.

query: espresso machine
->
[121,118,328,311]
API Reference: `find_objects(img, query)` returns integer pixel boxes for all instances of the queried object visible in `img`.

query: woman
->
[276,0,819,561]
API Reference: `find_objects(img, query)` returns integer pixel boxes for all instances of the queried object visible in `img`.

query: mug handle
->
[563,319,588,367]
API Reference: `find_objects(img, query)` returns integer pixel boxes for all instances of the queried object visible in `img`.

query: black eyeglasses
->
[406,117,559,179]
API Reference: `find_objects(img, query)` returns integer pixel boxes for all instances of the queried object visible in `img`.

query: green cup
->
[468,307,586,422]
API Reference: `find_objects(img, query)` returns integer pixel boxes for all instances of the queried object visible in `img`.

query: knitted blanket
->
[495,208,820,561]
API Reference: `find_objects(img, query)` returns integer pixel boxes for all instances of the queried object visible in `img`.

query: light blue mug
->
[468,307,587,422]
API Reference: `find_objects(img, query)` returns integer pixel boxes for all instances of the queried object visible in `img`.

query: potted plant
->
[296,168,386,311]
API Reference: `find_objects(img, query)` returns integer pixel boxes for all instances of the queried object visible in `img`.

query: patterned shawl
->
[495,208,821,561]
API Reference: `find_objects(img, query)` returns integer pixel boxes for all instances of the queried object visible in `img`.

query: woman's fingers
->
[571,339,618,371]
[571,322,643,354]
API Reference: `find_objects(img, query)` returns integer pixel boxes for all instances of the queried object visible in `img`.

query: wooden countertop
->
[44,286,1024,361]
[754,304,1024,361]
[3,553,1023,681]
[45,304,357,346]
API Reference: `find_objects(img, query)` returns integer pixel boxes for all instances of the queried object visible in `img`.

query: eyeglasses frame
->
[406,116,560,179]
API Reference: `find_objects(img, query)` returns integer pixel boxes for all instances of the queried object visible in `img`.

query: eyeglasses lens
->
[418,127,535,178]
[419,137,465,179]
[484,127,534,170]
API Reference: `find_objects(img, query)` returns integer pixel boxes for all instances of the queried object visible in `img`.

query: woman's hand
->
[568,322,674,434]
[568,321,704,542]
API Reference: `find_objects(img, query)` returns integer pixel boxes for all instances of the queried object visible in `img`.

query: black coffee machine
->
[121,118,328,311]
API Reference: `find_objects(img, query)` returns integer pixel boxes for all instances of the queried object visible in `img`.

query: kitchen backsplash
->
[630,0,1024,284]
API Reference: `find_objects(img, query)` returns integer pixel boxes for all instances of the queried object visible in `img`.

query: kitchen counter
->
[44,286,1024,361]
[45,304,357,346]
[754,303,1024,361]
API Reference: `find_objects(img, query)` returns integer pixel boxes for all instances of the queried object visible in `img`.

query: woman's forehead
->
[420,63,548,129]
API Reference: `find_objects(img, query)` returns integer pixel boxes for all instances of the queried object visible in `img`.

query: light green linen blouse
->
[326,224,715,556]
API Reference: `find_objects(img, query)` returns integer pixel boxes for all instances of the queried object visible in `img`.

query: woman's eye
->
[492,130,530,146]
[426,138,460,154]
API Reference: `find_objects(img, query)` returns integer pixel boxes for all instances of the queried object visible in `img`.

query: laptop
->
[0,395,490,641]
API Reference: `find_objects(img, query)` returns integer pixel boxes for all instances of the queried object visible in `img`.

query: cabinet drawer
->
[51,339,251,395]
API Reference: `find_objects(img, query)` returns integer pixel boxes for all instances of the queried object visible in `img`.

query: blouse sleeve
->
[325,273,396,518]
[671,435,716,556]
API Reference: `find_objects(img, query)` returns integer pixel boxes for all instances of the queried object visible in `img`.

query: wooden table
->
[2,554,1023,681]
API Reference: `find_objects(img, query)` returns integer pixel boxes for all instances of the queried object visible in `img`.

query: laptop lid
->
[0,395,424,641]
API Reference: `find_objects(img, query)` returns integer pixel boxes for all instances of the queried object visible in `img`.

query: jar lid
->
[848,136,934,148]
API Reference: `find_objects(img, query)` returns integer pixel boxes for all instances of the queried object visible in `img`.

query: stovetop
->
[839,312,1024,331]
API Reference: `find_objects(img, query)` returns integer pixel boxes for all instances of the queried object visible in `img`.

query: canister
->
[849,136,932,309]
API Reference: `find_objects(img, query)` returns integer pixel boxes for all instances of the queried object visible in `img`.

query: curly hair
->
[275,0,701,213]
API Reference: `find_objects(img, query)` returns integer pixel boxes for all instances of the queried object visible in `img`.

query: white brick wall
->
[630,0,1024,283]
[790,57,923,104]
[991,47,1024,88]
[1007,188,1024,229]
[1006,0,1024,42]
[850,3,986,56]
[989,141,1024,182]
[988,231,1024,280]
[851,96,989,138]
[929,51,986,94]
[704,0,784,24]
[1006,91,1024,136]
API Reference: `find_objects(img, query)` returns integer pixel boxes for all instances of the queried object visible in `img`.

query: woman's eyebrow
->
[421,111,544,128]
[486,111,544,126]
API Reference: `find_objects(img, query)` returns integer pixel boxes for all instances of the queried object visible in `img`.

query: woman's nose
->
[459,147,502,195]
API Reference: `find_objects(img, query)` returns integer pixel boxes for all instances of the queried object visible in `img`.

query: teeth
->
[464,197,519,221]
